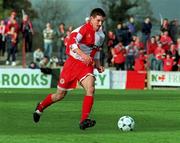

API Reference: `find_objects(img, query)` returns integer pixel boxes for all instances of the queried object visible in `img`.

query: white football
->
[118,116,135,131]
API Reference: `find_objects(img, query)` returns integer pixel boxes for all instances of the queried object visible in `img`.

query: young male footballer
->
[33,8,106,130]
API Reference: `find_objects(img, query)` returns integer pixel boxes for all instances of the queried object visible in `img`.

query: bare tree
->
[2,0,37,19]
[100,0,154,29]
[31,0,70,48]
[32,0,70,33]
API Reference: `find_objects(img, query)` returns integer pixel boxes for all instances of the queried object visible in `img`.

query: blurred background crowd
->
[1,0,180,72]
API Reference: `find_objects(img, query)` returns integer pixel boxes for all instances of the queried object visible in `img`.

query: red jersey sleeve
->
[68,24,87,51]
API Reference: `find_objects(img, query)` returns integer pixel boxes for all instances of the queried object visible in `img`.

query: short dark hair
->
[90,8,106,18]
[59,23,65,26]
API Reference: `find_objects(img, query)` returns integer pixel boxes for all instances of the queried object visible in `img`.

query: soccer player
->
[33,8,106,130]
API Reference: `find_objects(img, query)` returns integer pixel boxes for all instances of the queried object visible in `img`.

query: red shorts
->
[57,57,94,90]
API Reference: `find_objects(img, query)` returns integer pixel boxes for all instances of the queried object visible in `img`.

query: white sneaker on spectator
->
[12,61,16,66]
[6,61,10,65]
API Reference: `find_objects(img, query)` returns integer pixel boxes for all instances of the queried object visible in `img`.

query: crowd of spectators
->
[0,11,180,72]
[0,11,70,69]
[107,16,180,71]
[0,11,34,66]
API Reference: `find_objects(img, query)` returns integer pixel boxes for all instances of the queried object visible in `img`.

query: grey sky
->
[62,0,101,26]
[150,0,180,21]
[31,0,180,26]
[61,0,180,25]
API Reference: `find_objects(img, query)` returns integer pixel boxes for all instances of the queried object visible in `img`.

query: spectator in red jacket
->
[6,11,19,33]
[6,11,19,54]
[163,53,174,71]
[133,36,144,50]
[147,36,157,70]
[147,36,157,55]
[134,49,146,71]
[153,42,165,70]
[111,42,126,70]
[160,30,173,52]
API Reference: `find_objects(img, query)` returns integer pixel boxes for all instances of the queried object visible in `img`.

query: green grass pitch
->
[0,88,180,143]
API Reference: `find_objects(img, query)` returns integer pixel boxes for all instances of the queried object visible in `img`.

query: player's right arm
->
[68,25,92,65]
[73,48,92,65]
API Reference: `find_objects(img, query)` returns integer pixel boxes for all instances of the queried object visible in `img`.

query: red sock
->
[37,94,53,112]
[80,95,94,122]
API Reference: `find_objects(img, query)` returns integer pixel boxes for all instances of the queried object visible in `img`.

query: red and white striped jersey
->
[66,22,105,61]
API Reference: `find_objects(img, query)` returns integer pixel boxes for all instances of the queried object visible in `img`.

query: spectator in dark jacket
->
[127,16,137,36]
[141,17,152,50]
[168,19,179,43]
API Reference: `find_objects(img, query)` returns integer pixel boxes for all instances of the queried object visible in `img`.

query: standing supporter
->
[6,11,19,54]
[125,41,137,70]
[127,16,136,36]
[163,53,174,71]
[153,42,165,70]
[147,36,157,70]
[111,42,126,70]
[115,23,123,43]
[57,23,66,64]
[0,20,6,57]
[134,49,146,71]
[176,38,180,57]
[43,22,55,58]
[33,8,106,130]
[6,11,19,33]
[169,19,179,43]
[6,27,17,66]
[107,30,116,67]
[21,15,34,52]
[121,22,132,46]
[167,43,179,71]
[160,30,173,52]
[147,36,157,55]
[160,18,169,33]
[141,17,152,50]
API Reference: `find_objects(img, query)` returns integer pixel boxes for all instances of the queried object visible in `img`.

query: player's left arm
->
[94,51,104,73]
[94,59,104,73]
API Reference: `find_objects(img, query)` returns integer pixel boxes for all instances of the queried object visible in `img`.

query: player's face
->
[90,15,105,31]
